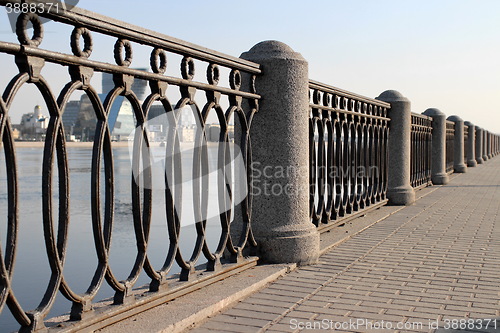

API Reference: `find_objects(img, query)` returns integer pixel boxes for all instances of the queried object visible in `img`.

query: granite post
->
[482,130,489,161]
[447,115,467,173]
[464,121,477,167]
[493,135,496,155]
[496,135,498,155]
[487,131,493,159]
[376,90,415,205]
[496,135,499,155]
[494,134,496,156]
[494,135,497,155]
[240,41,319,265]
[423,108,449,185]
[484,131,489,159]
[475,127,484,164]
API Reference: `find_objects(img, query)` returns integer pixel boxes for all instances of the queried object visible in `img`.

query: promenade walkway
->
[189,157,500,332]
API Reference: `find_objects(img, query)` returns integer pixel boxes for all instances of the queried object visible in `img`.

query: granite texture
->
[240,41,319,265]
[423,108,449,185]
[376,90,415,205]
[446,115,467,173]
[475,126,484,164]
[482,129,489,161]
[464,121,477,167]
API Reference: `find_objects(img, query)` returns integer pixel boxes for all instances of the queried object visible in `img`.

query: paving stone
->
[243,296,298,309]
[201,320,261,332]
[233,302,289,315]
[212,314,273,327]
[224,308,279,321]
[188,158,500,332]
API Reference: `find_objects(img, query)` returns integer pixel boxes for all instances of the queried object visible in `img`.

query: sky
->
[0,0,499,133]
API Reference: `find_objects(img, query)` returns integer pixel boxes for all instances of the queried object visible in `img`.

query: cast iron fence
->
[410,113,432,188]
[0,3,259,331]
[1,2,500,332]
[308,81,390,228]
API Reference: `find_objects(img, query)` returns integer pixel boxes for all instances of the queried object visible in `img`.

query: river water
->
[0,144,228,331]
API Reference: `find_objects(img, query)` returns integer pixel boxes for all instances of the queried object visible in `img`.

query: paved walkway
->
[189,157,500,333]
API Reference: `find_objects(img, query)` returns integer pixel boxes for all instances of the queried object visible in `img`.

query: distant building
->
[206,124,220,142]
[10,125,21,140]
[177,106,196,128]
[36,71,203,142]
[206,124,234,142]
[61,100,81,136]
[143,104,200,142]
[101,70,149,140]
[75,94,97,141]
[107,96,136,140]
[102,69,148,101]
[19,105,49,140]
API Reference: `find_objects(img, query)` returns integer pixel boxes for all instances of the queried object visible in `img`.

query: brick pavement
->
[189,157,500,333]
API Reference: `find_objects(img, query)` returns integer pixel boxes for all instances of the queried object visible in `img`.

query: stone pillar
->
[493,135,496,156]
[494,134,498,156]
[487,131,493,159]
[240,41,319,265]
[493,134,496,156]
[475,127,484,164]
[484,131,489,159]
[493,134,498,156]
[482,130,489,161]
[376,90,414,205]
[464,121,477,167]
[495,134,498,156]
[423,108,449,185]
[446,115,467,173]
[494,135,497,156]
[494,135,497,155]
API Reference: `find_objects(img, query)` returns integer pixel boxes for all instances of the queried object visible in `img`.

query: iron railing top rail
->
[309,80,391,109]
[411,112,433,121]
[0,42,261,99]
[411,113,433,130]
[0,0,261,74]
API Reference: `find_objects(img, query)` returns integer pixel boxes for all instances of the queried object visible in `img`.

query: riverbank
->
[13,141,222,149]
[14,141,129,148]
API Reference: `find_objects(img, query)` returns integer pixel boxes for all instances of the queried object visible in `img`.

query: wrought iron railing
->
[410,113,432,188]
[0,3,259,331]
[1,2,499,333]
[308,80,390,228]
[445,120,455,173]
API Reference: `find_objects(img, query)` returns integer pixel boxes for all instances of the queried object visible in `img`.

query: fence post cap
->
[240,40,304,61]
[447,115,463,122]
[464,121,474,126]
[376,90,408,102]
[423,108,444,117]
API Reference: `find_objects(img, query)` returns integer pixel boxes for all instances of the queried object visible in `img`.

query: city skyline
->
[0,1,499,132]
